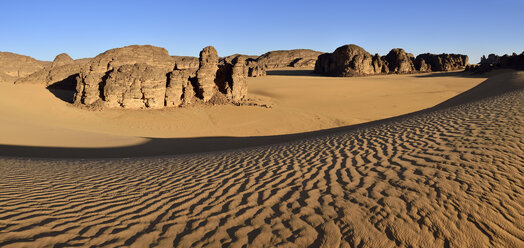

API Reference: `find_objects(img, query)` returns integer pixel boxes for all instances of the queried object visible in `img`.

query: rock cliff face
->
[466,52,524,73]
[73,45,248,109]
[257,49,323,69]
[415,53,468,72]
[315,44,469,77]
[0,52,49,84]
[314,44,385,77]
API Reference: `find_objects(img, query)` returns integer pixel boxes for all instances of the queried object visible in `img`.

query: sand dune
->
[0,70,522,247]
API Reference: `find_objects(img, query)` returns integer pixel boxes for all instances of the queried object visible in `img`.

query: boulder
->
[195,46,219,102]
[0,52,49,84]
[415,53,468,71]
[384,48,416,74]
[314,44,379,77]
[74,45,175,105]
[257,49,323,69]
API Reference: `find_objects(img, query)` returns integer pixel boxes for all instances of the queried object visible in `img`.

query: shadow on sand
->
[1,70,521,159]
[46,74,77,103]
[266,69,319,76]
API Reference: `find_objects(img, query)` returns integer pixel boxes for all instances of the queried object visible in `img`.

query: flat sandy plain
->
[0,69,523,247]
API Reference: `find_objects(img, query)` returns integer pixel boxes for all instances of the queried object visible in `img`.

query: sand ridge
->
[0,71,522,247]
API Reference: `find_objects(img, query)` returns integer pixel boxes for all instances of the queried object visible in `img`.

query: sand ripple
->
[0,90,523,247]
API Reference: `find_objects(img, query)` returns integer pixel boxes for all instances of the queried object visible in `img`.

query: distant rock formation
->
[257,49,323,69]
[74,45,248,109]
[315,44,469,77]
[415,54,468,72]
[52,53,74,67]
[15,53,90,89]
[314,44,386,77]
[466,52,524,73]
[0,52,49,84]
[172,56,199,70]
[221,54,266,78]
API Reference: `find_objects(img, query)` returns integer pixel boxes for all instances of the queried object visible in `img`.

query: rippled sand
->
[0,71,523,247]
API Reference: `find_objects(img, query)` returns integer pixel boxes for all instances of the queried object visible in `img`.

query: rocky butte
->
[314,44,469,77]
[74,45,248,109]
[0,52,49,84]
[466,52,524,73]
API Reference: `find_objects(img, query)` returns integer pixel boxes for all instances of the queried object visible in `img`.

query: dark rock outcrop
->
[257,49,323,69]
[415,53,468,72]
[0,52,49,84]
[466,52,524,73]
[314,44,382,77]
[315,44,470,77]
[383,48,416,74]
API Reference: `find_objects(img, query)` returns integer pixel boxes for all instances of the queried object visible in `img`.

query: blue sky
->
[1,0,522,63]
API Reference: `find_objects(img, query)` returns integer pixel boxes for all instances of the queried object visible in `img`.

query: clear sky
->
[1,0,523,63]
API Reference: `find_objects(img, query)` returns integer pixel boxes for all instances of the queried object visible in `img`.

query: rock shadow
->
[266,69,319,76]
[46,74,77,103]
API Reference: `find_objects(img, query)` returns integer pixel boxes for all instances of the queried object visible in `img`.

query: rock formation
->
[52,53,74,67]
[315,44,469,77]
[466,52,524,73]
[15,53,90,89]
[73,45,248,109]
[172,56,199,70]
[74,45,174,105]
[257,49,323,69]
[383,48,416,74]
[314,44,384,77]
[0,52,49,84]
[195,46,219,102]
[415,53,468,72]
[222,54,266,77]
[230,57,248,102]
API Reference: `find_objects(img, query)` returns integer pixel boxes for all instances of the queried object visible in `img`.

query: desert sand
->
[0,69,522,247]
[1,69,484,153]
